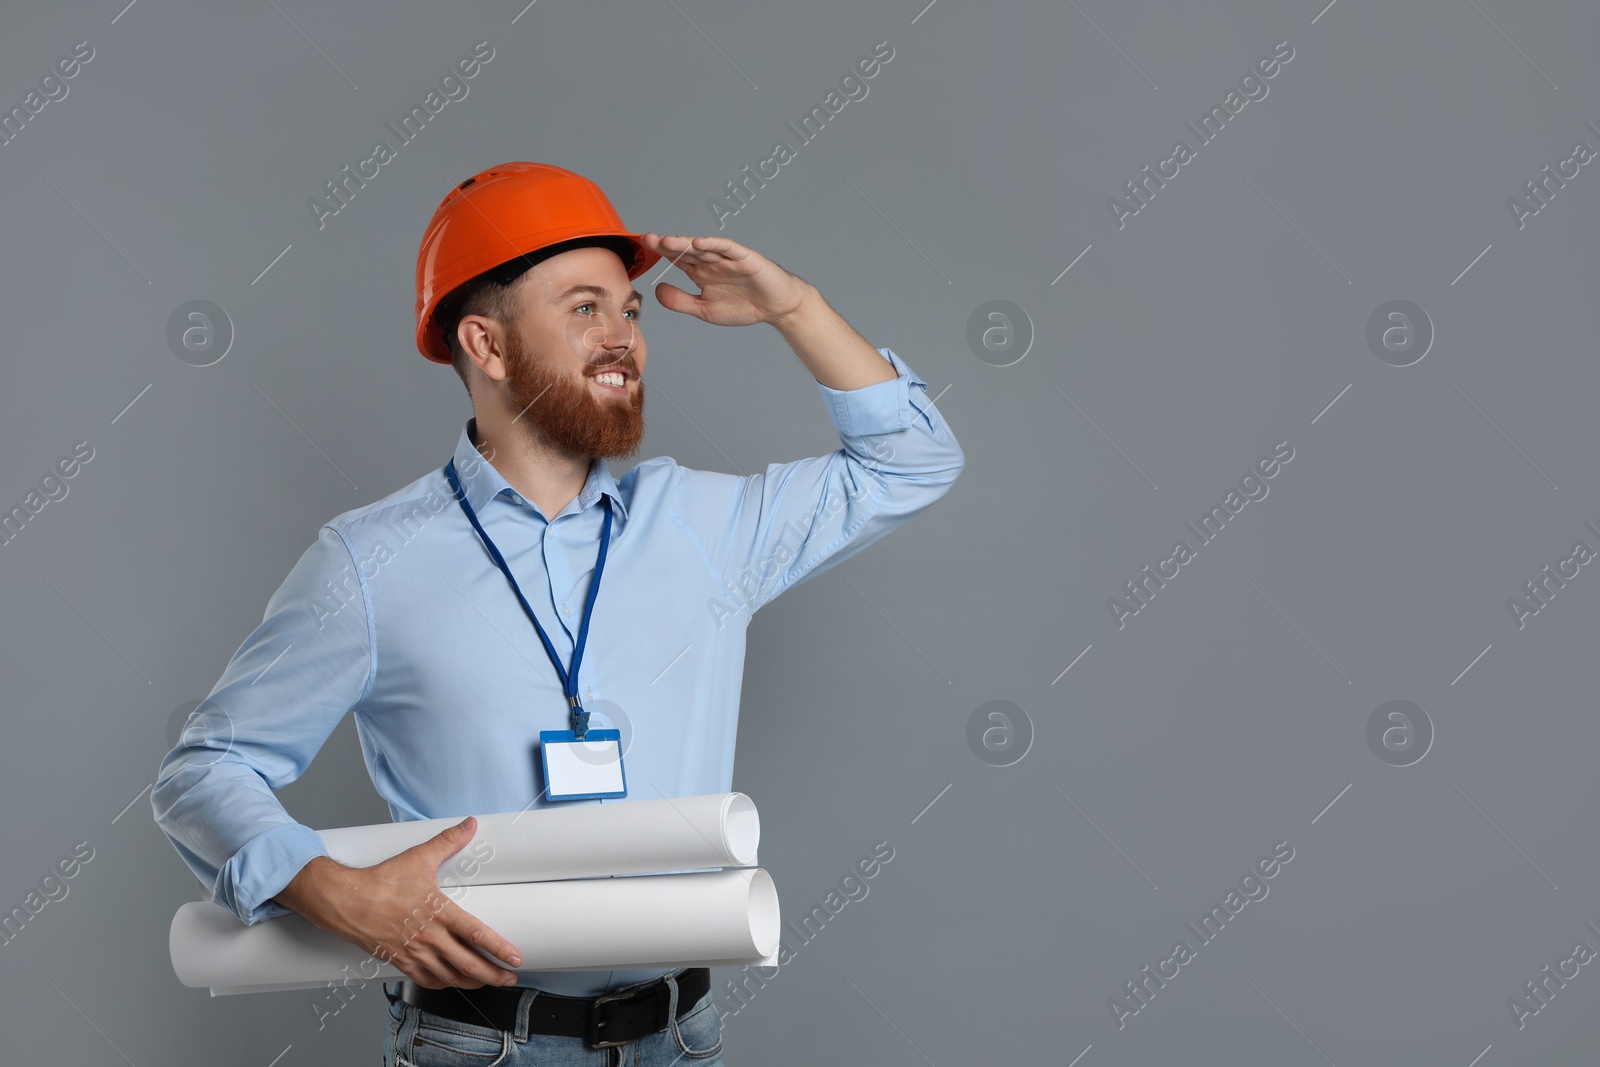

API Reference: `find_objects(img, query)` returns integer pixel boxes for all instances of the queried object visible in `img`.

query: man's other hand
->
[274,816,524,990]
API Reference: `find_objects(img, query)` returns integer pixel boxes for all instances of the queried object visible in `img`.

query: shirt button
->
[561,606,572,616]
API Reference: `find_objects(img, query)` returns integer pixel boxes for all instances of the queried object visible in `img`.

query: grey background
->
[0,0,1596,1063]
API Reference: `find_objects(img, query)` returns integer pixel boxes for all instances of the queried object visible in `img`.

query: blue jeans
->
[382,970,726,1067]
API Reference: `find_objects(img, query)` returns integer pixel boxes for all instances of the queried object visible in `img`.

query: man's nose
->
[583,305,638,351]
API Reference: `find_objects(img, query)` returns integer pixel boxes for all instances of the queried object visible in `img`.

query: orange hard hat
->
[414,161,662,363]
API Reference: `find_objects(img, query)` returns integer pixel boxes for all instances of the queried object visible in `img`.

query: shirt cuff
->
[817,347,945,442]
[221,821,330,925]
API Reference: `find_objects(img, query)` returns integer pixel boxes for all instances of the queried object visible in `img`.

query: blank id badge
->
[539,728,628,801]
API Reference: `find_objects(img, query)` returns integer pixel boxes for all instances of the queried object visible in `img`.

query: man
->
[152,161,964,1065]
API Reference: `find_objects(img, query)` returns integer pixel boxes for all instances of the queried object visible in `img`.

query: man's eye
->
[574,302,641,321]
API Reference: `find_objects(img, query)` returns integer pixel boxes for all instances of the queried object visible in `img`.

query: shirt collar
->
[450,418,628,523]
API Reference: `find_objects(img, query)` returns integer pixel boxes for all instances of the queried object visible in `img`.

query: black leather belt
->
[397,967,710,1049]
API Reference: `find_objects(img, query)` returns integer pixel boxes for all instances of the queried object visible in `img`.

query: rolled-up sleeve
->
[151,523,374,924]
[675,346,964,616]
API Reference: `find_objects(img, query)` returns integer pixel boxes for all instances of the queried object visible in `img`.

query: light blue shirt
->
[152,346,962,997]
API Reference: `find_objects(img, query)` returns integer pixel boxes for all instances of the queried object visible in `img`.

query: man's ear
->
[457,315,511,383]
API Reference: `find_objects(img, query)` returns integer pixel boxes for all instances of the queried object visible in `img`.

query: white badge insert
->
[540,727,628,800]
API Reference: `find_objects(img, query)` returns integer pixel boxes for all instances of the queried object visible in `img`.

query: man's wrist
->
[766,280,895,391]
[272,854,343,918]
[766,279,823,334]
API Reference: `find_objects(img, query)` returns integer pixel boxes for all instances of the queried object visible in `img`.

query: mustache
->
[584,352,640,377]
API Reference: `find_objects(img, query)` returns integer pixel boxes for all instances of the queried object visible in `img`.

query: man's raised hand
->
[640,233,812,328]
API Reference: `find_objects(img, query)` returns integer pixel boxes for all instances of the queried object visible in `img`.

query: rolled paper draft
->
[318,792,759,885]
[172,868,780,995]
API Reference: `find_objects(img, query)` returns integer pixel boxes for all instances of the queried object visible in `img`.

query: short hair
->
[435,235,637,396]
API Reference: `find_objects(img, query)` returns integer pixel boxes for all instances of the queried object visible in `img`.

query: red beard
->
[502,320,645,460]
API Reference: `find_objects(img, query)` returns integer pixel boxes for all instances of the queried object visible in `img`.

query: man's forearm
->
[768,281,899,392]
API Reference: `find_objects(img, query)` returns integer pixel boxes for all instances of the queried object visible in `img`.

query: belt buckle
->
[585,988,637,1049]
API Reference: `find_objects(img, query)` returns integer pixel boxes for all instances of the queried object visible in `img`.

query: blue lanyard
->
[443,458,613,739]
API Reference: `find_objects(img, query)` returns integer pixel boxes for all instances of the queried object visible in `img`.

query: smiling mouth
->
[588,371,630,394]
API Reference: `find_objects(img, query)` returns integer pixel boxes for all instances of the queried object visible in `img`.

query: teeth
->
[592,372,625,387]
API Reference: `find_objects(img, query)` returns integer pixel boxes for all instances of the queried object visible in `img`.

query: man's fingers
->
[644,233,716,266]
[414,917,513,989]
[644,232,741,251]
[688,235,738,255]
[443,901,524,970]
[436,934,519,988]
[411,948,476,991]
[406,816,477,870]
[654,282,704,318]
[395,947,451,990]
[393,922,520,989]
[669,234,745,261]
